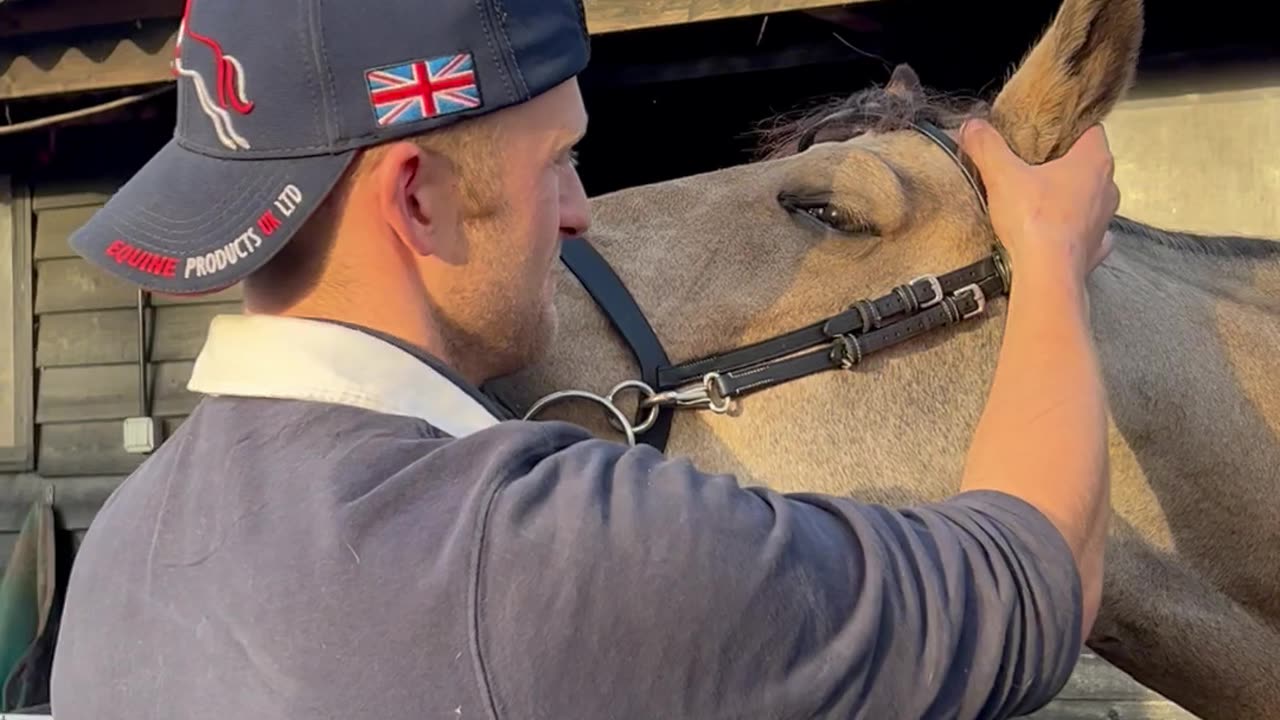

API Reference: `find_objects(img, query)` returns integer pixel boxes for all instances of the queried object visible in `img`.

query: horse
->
[487,0,1280,715]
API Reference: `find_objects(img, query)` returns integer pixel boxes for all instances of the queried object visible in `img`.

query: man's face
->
[411,79,591,382]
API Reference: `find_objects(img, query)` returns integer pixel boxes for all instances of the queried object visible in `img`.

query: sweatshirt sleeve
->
[472,423,1083,720]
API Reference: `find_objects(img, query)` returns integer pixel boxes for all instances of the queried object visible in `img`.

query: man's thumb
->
[959,118,1019,177]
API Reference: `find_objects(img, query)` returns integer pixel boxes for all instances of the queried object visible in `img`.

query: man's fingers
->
[958,118,1022,186]
[1061,124,1115,176]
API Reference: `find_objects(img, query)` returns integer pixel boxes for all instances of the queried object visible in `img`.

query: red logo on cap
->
[105,240,179,278]
[173,0,254,150]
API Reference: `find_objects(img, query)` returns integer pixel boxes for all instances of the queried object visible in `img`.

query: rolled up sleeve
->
[472,424,1082,719]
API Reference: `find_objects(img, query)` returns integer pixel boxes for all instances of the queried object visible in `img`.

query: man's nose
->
[560,169,591,237]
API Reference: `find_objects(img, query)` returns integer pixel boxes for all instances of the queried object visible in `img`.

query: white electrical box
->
[123,416,157,454]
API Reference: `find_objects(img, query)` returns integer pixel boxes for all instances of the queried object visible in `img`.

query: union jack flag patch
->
[364,52,482,127]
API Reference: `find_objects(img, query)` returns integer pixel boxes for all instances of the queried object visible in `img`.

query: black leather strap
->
[658,253,1005,390]
[558,237,674,450]
[716,276,1003,398]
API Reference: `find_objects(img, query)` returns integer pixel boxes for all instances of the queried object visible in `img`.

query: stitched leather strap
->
[658,254,1004,390]
[710,270,1005,400]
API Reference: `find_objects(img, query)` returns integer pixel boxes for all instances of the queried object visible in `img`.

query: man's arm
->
[958,264,1108,638]
[471,425,1082,720]
[955,120,1120,639]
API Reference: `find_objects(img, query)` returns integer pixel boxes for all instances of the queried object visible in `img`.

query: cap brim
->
[69,138,356,295]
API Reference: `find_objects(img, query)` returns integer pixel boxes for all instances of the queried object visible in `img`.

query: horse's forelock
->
[754,82,991,161]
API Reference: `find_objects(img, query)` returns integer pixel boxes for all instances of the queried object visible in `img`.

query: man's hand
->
[959,119,1120,285]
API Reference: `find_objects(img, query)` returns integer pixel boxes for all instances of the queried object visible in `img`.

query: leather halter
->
[553,118,1011,452]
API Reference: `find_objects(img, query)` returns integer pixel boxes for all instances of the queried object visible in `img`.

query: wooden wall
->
[0,176,242,574]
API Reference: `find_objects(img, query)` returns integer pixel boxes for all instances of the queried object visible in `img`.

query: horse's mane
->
[1109,216,1280,260]
[753,82,1280,260]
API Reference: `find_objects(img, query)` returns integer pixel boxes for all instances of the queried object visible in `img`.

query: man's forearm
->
[958,261,1110,636]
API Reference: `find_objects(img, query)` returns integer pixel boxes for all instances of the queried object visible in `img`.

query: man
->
[50,0,1117,717]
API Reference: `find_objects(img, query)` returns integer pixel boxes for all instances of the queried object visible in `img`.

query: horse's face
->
[530,0,1144,479]
[757,109,994,315]
[694,0,1147,336]
[515,0,1144,469]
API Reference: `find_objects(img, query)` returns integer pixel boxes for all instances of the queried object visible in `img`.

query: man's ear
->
[373,141,463,262]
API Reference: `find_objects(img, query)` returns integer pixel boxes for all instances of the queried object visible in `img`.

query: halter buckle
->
[831,335,863,369]
[955,283,986,320]
[909,274,944,310]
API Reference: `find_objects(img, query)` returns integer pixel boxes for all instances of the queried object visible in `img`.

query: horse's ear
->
[884,64,923,101]
[990,0,1143,164]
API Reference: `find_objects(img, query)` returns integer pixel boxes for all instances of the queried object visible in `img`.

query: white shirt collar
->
[187,314,502,438]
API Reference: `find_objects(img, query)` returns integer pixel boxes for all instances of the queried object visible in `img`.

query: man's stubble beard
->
[430,277,557,384]
[436,181,557,382]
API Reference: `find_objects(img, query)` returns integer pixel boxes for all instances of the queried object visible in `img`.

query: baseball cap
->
[69,0,591,295]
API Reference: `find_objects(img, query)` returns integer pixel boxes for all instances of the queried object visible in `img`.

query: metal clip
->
[645,372,733,414]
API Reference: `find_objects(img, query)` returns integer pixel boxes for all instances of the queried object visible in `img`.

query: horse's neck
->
[1089,225,1280,496]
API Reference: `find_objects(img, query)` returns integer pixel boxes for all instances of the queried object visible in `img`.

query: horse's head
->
[527,0,1146,487]
[744,0,1144,299]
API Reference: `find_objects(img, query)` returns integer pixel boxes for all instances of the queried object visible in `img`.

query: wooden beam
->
[1052,653,1171,701]
[1026,699,1196,719]
[585,0,854,34]
[0,176,34,472]
[0,1,855,100]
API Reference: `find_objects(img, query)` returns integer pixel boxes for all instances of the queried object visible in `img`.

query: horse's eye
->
[778,193,878,235]
[805,204,849,228]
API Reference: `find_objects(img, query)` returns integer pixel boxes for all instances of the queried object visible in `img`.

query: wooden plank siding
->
[0,177,235,573]
[0,175,227,574]
[29,184,233,483]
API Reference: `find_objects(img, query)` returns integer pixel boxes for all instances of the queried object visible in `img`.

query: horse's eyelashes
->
[778,193,877,236]
[809,205,878,235]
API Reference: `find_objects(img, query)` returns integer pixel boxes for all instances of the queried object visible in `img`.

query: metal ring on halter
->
[523,389,638,447]
[607,379,661,435]
[703,372,732,414]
